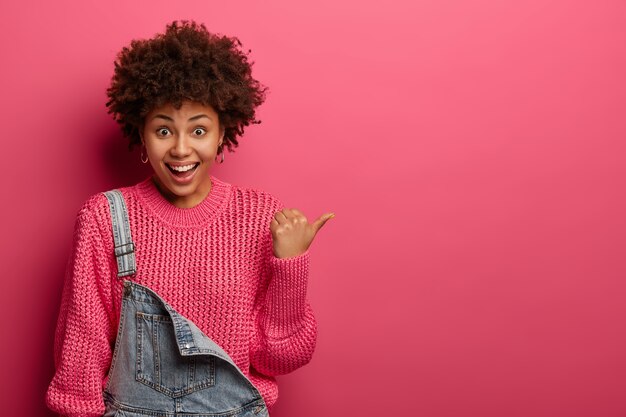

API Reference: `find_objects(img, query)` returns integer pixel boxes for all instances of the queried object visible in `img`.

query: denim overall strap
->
[103,190,136,278]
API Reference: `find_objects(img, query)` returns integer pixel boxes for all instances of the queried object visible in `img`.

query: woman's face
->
[141,100,224,208]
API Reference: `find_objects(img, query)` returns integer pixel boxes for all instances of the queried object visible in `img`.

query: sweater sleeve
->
[249,198,318,376]
[45,197,115,417]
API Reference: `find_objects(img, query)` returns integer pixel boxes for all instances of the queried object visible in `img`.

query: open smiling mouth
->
[165,163,200,179]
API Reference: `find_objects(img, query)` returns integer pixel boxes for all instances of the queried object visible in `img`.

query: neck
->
[151,175,212,209]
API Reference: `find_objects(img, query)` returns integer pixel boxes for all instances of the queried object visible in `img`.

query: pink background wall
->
[1,1,625,416]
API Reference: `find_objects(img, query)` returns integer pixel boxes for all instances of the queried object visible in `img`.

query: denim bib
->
[102,189,268,417]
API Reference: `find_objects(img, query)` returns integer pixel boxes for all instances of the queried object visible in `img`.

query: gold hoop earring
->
[216,148,225,164]
[140,145,149,164]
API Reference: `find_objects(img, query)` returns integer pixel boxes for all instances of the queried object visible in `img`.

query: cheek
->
[144,141,166,157]
[198,143,220,158]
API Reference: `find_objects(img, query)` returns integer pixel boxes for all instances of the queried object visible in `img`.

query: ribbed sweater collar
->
[133,174,232,228]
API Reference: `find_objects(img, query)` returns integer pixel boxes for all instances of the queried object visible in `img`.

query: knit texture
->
[45,174,317,417]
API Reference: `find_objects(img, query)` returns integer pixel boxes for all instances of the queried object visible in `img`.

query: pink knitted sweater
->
[45,174,317,416]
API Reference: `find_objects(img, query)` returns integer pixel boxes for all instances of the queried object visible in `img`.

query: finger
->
[280,208,295,219]
[289,208,305,216]
[278,207,302,221]
[288,208,308,223]
[312,213,335,233]
[273,209,289,223]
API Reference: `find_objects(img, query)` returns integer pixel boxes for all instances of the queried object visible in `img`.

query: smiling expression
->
[141,100,224,208]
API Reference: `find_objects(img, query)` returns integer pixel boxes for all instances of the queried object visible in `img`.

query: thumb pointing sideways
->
[312,212,335,233]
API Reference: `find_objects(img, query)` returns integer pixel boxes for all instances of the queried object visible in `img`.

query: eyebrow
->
[152,114,212,122]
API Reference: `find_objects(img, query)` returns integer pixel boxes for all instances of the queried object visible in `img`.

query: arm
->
[45,198,115,417]
[249,231,318,376]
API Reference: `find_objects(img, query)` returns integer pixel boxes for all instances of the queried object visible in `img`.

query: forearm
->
[250,250,318,375]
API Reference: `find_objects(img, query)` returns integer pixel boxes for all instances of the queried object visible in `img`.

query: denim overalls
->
[101,189,268,417]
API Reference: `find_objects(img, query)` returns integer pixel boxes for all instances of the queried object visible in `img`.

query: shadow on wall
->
[101,127,153,188]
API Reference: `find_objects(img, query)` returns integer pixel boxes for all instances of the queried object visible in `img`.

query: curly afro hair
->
[106,20,268,153]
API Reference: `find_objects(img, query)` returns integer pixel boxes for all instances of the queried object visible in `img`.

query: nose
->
[170,133,192,158]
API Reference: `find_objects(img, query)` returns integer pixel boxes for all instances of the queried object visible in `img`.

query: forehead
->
[146,100,218,121]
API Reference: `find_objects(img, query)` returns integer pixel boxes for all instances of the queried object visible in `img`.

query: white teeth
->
[168,163,197,172]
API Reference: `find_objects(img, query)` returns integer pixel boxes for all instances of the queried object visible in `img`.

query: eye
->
[193,127,207,136]
[156,128,171,137]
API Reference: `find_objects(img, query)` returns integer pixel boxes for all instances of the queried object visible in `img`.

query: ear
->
[219,127,225,147]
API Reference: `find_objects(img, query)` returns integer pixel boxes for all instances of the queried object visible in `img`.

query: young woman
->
[46,20,333,416]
